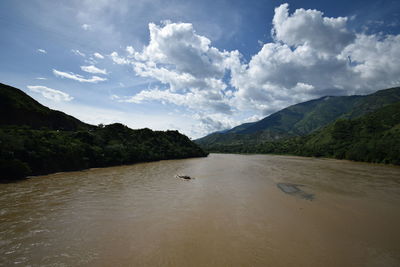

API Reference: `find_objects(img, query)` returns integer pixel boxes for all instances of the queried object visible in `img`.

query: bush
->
[0,159,31,180]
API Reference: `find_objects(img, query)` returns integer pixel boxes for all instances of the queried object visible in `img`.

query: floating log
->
[176,175,192,180]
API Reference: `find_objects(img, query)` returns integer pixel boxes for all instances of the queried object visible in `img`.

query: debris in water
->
[176,175,192,180]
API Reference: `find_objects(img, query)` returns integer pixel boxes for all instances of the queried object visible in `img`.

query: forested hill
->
[0,83,92,131]
[0,83,208,180]
[203,101,400,165]
[196,87,400,148]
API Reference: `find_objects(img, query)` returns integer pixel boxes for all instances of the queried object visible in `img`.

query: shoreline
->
[0,154,208,183]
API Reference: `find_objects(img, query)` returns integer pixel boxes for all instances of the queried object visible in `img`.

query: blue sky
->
[1,0,400,138]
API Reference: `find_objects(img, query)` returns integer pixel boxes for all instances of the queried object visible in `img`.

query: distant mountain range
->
[196,87,400,148]
[211,101,400,165]
[0,83,207,180]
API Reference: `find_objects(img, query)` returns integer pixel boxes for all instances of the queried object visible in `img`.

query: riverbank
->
[0,124,208,181]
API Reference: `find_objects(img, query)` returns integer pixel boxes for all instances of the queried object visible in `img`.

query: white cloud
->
[120,22,241,115]
[93,52,104,59]
[80,65,108,75]
[193,113,238,133]
[190,113,265,137]
[27,85,73,102]
[132,22,237,84]
[110,52,130,65]
[125,87,232,114]
[71,49,86,57]
[340,33,400,90]
[35,77,47,80]
[272,3,355,54]
[230,3,400,115]
[81,24,92,30]
[37,49,47,54]
[116,3,400,135]
[53,69,107,83]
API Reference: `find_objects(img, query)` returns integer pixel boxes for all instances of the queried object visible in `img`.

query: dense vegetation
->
[0,124,208,179]
[196,87,400,147]
[0,84,207,181]
[203,102,400,165]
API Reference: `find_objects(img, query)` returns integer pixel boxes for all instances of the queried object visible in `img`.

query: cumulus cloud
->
[110,52,130,65]
[340,33,400,90]
[27,85,73,102]
[93,52,104,59]
[230,3,400,114]
[118,22,241,114]
[131,23,238,86]
[37,49,47,54]
[272,4,355,54]
[80,65,108,75]
[53,69,107,83]
[117,3,400,135]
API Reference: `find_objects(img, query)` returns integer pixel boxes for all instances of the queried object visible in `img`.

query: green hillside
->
[297,101,400,164]
[205,102,400,165]
[0,83,92,131]
[0,84,208,180]
[196,87,400,148]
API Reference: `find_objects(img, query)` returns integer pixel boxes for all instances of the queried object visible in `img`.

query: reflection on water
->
[1,154,400,266]
[276,183,315,200]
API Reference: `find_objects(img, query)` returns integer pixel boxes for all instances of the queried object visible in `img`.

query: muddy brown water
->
[1,154,400,266]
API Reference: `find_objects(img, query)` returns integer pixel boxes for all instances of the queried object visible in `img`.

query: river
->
[1,154,400,266]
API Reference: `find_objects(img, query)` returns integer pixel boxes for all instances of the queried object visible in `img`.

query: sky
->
[1,0,400,138]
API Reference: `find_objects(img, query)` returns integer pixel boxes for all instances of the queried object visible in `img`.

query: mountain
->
[297,101,400,164]
[196,87,400,149]
[200,101,400,165]
[0,83,92,131]
[0,83,208,180]
[258,102,400,165]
